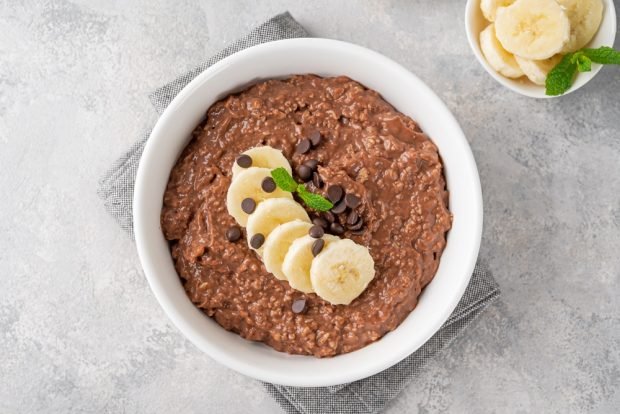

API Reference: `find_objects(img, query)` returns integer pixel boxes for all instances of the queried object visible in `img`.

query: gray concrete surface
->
[1,1,619,413]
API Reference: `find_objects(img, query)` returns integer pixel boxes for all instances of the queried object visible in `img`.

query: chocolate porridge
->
[161,75,452,357]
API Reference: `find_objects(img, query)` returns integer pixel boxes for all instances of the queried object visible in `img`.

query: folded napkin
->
[97,12,500,414]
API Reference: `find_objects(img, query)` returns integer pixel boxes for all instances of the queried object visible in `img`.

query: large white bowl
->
[133,38,482,387]
[465,0,617,98]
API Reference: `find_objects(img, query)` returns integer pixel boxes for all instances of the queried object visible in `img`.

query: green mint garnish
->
[545,54,578,96]
[270,167,334,212]
[546,46,620,96]
[572,53,592,73]
[297,185,334,212]
[583,46,620,65]
[271,167,298,192]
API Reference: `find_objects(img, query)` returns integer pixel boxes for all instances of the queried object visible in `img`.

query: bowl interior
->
[133,38,482,387]
[465,0,617,98]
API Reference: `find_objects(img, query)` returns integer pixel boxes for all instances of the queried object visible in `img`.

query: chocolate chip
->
[241,198,256,214]
[297,164,313,181]
[348,217,364,231]
[312,172,323,188]
[292,298,307,314]
[331,199,347,214]
[321,211,335,223]
[236,154,252,168]
[326,185,344,204]
[312,217,328,228]
[329,222,345,235]
[345,193,361,209]
[309,131,322,146]
[346,210,359,225]
[311,239,325,257]
[225,226,241,242]
[250,233,265,249]
[295,138,311,154]
[304,159,319,171]
[261,176,276,193]
[309,225,324,238]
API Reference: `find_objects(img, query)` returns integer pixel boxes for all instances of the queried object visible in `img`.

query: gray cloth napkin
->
[97,12,501,414]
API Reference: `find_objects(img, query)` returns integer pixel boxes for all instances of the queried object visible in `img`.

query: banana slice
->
[480,24,524,79]
[480,0,515,22]
[263,220,313,280]
[282,234,340,293]
[557,0,604,53]
[515,54,563,85]
[226,167,293,226]
[310,239,375,305]
[495,0,570,60]
[232,146,292,178]
[246,198,310,256]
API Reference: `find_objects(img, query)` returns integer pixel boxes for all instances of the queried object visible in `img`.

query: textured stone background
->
[1,1,619,413]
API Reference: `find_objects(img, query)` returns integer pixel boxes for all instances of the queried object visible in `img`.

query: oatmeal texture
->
[161,75,452,357]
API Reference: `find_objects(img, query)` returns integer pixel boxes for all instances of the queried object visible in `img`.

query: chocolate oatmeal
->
[161,75,452,357]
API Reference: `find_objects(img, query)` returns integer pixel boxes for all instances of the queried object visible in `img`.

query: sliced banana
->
[557,0,604,53]
[480,24,524,79]
[263,220,313,280]
[246,198,311,256]
[480,0,515,22]
[226,167,293,226]
[515,54,563,85]
[232,146,292,178]
[495,0,570,60]
[310,239,375,305]
[282,234,340,293]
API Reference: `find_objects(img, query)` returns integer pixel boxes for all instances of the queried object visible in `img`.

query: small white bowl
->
[465,0,617,98]
[133,38,482,387]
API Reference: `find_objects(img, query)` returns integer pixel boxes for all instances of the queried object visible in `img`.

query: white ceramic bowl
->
[133,38,482,387]
[465,0,617,98]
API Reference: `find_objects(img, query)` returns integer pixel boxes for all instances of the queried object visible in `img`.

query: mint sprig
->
[270,167,334,212]
[546,46,620,96]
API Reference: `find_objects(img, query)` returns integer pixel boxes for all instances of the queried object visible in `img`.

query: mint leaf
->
[545,53,578,96]
[575,54,592,73]
[297,185,334,212]
[582,46,620,65]
[271,167,298,192]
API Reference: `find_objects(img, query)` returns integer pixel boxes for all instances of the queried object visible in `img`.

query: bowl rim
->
[464,0,617,99]
[133,38,483,386]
